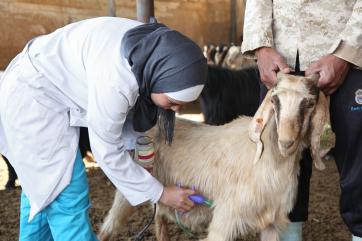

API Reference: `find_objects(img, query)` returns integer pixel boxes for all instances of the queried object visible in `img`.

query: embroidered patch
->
[355,89,362,105]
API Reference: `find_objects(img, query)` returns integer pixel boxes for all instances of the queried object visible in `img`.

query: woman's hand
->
[255,47,292,89]
[159,186,196,212]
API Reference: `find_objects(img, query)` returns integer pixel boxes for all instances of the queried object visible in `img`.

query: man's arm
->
[241,0,291,88]
[306,1,361,95]
[241,0,274,56]
[329,0,362,68]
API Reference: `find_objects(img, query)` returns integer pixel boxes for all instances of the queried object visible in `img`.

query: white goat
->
[99,72,328,241]
[222,46,257,70]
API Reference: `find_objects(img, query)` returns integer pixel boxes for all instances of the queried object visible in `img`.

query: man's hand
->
[305,54,350,95]
[159,186,196,212]
[255,47,292,89]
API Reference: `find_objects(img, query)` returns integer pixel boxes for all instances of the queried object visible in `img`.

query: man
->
[242,1,362,240]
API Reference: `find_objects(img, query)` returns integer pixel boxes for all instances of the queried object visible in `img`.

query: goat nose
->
[280,140,294,149]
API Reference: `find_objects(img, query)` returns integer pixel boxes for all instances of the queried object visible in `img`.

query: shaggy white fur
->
[99,73,329,241]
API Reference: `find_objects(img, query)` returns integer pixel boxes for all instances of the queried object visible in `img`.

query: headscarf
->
[121,22,207,143]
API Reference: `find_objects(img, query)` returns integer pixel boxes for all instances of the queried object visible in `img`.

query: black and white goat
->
[201,65,260,125]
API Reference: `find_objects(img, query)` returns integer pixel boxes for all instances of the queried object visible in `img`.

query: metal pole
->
[137,0,155,23]
[230,0,237,43]
[108,0,116,17]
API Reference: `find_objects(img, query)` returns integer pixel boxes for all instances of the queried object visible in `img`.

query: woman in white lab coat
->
[0,17,207,241]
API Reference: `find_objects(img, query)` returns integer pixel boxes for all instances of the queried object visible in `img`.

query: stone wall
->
[0,0,245,69]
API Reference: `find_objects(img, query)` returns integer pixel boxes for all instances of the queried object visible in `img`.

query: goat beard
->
[157,108,175,145]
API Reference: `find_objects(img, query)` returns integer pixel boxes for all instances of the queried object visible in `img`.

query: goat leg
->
[201,205,236,241]
[98,190,135,241]
[260,225,280,241]
[155,208,170,241]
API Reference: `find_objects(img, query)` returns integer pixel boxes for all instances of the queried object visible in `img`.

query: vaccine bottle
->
[135,136,155,173]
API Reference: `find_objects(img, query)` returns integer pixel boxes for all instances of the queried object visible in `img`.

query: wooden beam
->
[137,0,155,23]
[230,0,237,43]
[108,0,116,17]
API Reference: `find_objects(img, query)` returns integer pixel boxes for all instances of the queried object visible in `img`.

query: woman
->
[0,17,207,240]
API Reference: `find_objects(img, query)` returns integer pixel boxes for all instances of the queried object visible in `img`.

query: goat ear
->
[309,91,329,170]
[305,73,320,84]
[276,72,286,83]
[249,89,274,164]
[276,71,286,79]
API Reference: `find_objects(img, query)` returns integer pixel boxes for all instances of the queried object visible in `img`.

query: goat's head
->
[249,72,328,170]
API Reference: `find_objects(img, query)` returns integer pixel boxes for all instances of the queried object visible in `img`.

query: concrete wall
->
[0,0,245,69]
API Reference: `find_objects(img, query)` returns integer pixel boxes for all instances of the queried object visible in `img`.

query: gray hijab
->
[121,23,207,143]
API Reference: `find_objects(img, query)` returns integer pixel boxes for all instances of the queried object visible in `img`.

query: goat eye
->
[308,100,316,108]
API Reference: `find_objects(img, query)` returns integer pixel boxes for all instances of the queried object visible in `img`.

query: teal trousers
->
[19,150,98,241]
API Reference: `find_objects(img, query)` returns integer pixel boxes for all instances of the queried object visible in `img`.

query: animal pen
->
[0,1,352,241]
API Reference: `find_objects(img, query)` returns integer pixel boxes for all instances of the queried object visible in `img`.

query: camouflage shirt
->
[241,0,362,70]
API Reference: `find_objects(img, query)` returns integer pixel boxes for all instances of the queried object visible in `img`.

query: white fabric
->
[353,235,362,241]
[0,17,164,221]
[164,84,204,102]
[280,222,303,241]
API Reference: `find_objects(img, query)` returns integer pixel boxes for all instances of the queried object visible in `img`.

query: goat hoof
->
[97,232,111,241]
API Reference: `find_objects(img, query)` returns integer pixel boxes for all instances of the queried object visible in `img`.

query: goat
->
[203,44,256,70]
[214,45,229,66]
[203,44,229,66]
[99,72,328,241]
[222,46,257,70]
[1,155,17,189]
[203,44,217,65]
[201,65,260,125]
[79,127,94,163]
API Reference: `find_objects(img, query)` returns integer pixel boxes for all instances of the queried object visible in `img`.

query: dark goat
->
[203,44,230,66]
[79,127,92,159]
[203,44,217,65]
[2,155,17,189]
[213,44,230,66]
[201,66,260,125]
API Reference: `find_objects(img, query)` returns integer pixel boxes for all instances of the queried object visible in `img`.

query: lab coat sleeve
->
[87,79,164,206]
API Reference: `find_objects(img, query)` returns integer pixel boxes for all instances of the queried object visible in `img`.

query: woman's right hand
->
[159,186,196,212]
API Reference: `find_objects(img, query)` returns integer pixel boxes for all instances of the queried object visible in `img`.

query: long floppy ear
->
[249,89,274,164]
[309,90,329,170]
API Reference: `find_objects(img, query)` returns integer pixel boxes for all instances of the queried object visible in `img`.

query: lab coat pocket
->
[4,86,69,162]
[31,97,69,160]
[32,93,69,114]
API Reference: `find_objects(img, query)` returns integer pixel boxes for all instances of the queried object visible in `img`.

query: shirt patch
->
[355,89,362,105]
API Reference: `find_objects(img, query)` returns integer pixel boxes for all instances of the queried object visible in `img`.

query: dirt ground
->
[0,152,351,241]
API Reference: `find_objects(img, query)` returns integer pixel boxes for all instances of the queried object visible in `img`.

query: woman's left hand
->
[159,185,196,212]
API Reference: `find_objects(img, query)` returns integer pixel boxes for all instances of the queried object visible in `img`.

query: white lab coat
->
[0,17,163,221]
